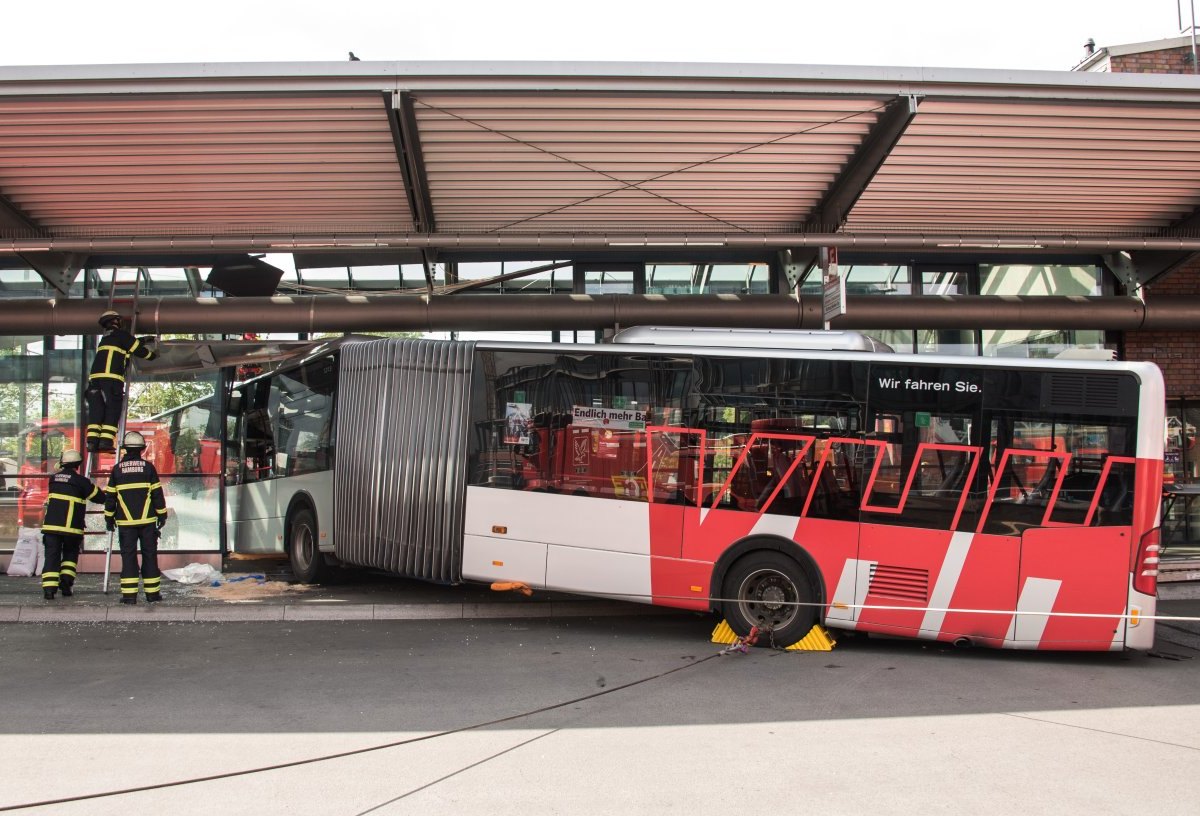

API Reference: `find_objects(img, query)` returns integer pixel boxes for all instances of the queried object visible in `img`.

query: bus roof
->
[470,336,1160,380]
[612,326,894,353]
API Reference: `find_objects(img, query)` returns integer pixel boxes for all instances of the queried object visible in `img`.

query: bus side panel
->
[856,525,945,637]
[462,534,547,587]
[273,472,335,553]
[935,531,1020,646]
[464,486,651,557]
[1013,526,1130,649]
[463,486,652,600]
[230,481,282,553]
[545,545,653,604]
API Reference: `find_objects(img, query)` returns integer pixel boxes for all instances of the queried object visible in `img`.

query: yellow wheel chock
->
[710,620,837,651]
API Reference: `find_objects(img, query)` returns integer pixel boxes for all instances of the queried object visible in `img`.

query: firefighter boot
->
[146,593,162,603]
[119,597,136,606]
[43,588,55,601]
[60,580,73,598]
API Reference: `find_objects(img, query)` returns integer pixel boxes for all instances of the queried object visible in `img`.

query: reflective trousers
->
[42,533,81,592]
[85,379,124,447]
[117,525,161,599]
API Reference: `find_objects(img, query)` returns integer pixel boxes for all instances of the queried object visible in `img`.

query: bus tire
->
[721,551,816,648]
[287,506,325,584]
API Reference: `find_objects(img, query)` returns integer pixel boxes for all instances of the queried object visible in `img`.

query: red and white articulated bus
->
[227,328,1164,651]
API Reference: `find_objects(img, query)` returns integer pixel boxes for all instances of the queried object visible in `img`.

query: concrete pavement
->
[0,613,1197,815]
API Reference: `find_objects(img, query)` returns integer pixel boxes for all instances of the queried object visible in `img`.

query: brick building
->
[1076,34,1198,74]
[1075,36,1200,483]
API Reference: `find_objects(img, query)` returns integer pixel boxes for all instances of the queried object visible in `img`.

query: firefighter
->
[40,449,104,600]
[85,311,157,452]
[104,431,169,605]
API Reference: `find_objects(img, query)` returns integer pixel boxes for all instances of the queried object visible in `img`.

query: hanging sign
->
[822,246,845,326]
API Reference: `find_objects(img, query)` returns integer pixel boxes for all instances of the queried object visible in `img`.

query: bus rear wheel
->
[721,551,816,648]
[288,507,325,584]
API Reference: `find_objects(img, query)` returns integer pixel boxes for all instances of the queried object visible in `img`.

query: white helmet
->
[99,310,122,329]
[122,431,146,449]
[60,449,83,466]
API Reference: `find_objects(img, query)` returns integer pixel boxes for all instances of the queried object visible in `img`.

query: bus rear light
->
[492,525,507,534]
[1130,608,1140,626]
[1132,529,1160,596]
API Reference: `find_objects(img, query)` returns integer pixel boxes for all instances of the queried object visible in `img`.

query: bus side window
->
[983,416,1136,534]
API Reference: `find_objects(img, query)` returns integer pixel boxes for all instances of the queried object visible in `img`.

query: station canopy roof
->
[2,60,1200,274]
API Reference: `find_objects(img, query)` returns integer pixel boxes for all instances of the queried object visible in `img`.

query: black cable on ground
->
[351,729,560,816]
[0,653,720,813]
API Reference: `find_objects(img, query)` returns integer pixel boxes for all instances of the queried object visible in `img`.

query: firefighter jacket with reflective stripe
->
[89,328,156,384]
[42,468,103,535]
[105,454,167,527]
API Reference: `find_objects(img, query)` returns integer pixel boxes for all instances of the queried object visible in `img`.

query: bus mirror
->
[228,392,242,414]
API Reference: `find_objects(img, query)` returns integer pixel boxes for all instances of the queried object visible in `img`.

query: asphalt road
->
[1,612,1198,815]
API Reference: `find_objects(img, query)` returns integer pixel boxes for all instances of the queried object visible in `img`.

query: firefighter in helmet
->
[104,431,169,604]
[40,449,104,600]
[85,311,157,452]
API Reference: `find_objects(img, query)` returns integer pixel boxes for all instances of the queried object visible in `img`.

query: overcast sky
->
[3,0,1190,71]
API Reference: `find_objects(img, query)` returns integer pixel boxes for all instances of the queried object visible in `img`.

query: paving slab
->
[18,605,108,623]
[283,603,375,620]
[116,605,198,622]
[194,604,287,621]
[371,603,464,620]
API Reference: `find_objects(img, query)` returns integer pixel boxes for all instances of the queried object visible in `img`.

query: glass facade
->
[0,268,222,554]
[980,264,1107,359]
[800,263,1109,357]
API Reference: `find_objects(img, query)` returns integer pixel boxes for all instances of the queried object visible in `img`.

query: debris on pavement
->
[194,573,311,601]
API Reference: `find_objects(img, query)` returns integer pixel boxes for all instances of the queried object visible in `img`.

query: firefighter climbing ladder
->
[82,268,146,594]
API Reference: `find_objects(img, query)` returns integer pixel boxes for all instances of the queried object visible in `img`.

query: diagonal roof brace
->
[386,90,436,233]
[775,247,820,294]
[808,95,918,232]
[1124,206,1200,291]
[1103,251,1142,301]
[18,252,83,295]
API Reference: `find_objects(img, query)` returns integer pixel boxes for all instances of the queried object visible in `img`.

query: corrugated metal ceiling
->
[1,62,1199,249]
[846,98,1200,233]
[414,94,883,232]
[0,93,413,234]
